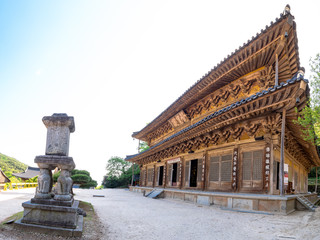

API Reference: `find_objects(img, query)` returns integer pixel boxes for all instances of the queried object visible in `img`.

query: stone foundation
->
[130,186,317,215]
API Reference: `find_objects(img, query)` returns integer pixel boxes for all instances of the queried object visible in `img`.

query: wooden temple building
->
[127,6,320,214]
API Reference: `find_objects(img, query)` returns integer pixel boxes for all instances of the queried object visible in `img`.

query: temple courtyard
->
[0,188,319,239]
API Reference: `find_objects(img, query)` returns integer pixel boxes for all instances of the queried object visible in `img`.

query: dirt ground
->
[0,188,320,240]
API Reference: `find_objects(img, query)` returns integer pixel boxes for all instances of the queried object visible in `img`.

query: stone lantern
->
[16,114,83,236]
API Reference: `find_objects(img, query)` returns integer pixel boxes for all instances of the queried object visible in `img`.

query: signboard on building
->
[167,158,180,164]
[284,164,289,185]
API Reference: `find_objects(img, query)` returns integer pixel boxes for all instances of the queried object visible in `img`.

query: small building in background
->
[12,166,40,181]
[0,168,10,183]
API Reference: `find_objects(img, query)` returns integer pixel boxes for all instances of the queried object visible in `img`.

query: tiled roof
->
[12,166,40,179]
[133,8,299,140]
[126,72,307,161]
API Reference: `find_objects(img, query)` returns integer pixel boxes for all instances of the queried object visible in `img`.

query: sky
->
[1,0,320,184]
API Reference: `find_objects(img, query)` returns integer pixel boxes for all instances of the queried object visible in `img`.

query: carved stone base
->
[31,198,74,207]
[35,155,75,170]
[54,194,72,201]
[20,200,80,229]
[34,193,52,199]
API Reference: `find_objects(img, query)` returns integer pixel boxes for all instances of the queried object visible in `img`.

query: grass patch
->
[1,211,23,225]
[79,201,94,221]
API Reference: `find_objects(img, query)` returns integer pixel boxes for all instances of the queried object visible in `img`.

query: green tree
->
[0,153,28,180]
[106,156,130,177]
[296,54,320,145]
[71,174,91,184]
[139,141,150,152]
[103,156,140,188]
[26,176,38,183]
[53,169,97,189]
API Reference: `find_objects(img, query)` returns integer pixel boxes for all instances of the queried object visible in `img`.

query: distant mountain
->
[0,153,28,174]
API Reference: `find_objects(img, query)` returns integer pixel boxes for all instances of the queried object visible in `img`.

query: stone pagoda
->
[16,113,83,237]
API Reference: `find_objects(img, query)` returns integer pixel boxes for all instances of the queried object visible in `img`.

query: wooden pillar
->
[181,158,185,189]
[131,162,134,186]
[163,161,167,188]
[275,54,279,86]
[279,108,286,196]
[204,152,208,191]
[145,167,147,186]
[152,164,156,188]
[179,160,183,189]
[269,141,274,195]
[315,167,318,193]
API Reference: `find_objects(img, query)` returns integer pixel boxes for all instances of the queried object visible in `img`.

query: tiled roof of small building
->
[12,166,40,179]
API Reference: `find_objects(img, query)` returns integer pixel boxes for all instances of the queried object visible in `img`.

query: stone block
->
[15,215,83,237]
[43,113,75,156]
[31,198,74,207]
[233,199,253,210]
[184,194,195,202]
[35,155,75,170]
[258,200,280,212]
[213,196,228,207]
[21,200,79,229]
[286,199,295,213]
[172,192,184,200]
[197,196,210,206]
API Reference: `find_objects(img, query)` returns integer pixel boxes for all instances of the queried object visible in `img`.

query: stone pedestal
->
[21,200,80,229]
[16,113,83,237]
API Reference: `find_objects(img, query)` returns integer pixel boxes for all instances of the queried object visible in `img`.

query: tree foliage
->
[296,54,320,145]
[106,156,130,177]
[0,153,27,174]
[0,153,29,183]
[53,169,97,189]
[309,167,320,178]
[103,156,140,188]
[139,141,150,152]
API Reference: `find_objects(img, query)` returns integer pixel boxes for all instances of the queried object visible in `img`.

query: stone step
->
[145,189,164,199]
[296,196,316,212]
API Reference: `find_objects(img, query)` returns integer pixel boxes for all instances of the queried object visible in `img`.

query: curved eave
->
[133,12,300,141]
[127,74,307,164]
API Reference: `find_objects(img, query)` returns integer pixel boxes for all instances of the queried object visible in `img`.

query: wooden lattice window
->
[242,150,263,181]
[140,170,145,185]
[197,159,203,182]
[185,161,189,182]
[209,156,219,181]
[147,168,153,182]
[209,154,232,182]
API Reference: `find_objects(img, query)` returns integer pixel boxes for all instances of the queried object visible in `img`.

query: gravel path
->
[74,189,320,240]
[0,188,319,240]
[0,188,34,221]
